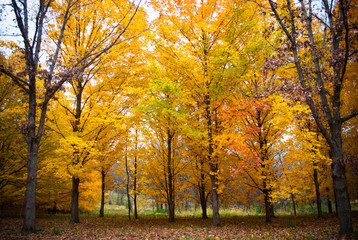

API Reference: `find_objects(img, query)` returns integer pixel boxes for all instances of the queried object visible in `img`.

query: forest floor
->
[1,213,358,240]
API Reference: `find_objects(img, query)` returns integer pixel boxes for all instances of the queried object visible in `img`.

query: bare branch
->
[341,111,358,123]
[0,68,30,94]
[268,0,294,44]
[48,0,74,81]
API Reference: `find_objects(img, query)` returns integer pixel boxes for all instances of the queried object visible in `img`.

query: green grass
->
[90,202,338,219]
[106,202,335,218]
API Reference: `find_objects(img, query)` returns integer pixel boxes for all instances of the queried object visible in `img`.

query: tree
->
[48,0,145,222]
[221,93,302,222]
[266,0,357,234]
[140,72,188,222]
[275,115,332,217]
[0,0,143,232]
[184,138,211,219]
[96,117,123,218]
[0,70,27,208]
[133,129,140,219]
[150,0,261,226]
[0,55,26,183]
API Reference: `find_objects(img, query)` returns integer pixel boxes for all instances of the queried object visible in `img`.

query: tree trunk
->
[330,158,338,213]
[199,181,208,219]
[209,163,220,227]
[313,167,322,218]
[134,175,138,219]
[327,196,333,214]
[167,129,175,222]
[263,189,271,223]
[134,131,138,219]
[125,145,131,221]
[205,96,220,227]
[22,136,39,232]
[100,170,105,217]
[326,188,333,214]
[70,177,80,223]
[116,191,120,205]
[168,199,175,222]
[269,201,275,218]
[22,88,39,233]
[331,144,352,235]
[312,130,322,218]
[198,159,208,219]
[291,193,297,216]
[70,81,83,224]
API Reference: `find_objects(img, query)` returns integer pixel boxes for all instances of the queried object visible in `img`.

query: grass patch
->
[52,226,61,235]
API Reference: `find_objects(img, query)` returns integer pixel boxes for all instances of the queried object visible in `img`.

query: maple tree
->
[183,138,212,219]
[0,52,26,179]
[275,115,333,217]
[139,68,189,222]
[149,0,268,226]
[209,3,290,222]
[0,71,27,207]
[0,0,143,232]
[117,128,147,220]
[221,93,305,222]
[118,127,148,220]
[94,110,122,218]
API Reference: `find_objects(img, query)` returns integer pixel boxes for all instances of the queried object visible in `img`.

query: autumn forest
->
[0,0,357,238]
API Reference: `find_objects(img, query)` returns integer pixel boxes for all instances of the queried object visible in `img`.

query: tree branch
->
[0,68,30,94]
[341,111,358,123]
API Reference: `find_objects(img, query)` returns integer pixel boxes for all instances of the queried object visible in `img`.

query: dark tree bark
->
[291,193,297,216]
[205,99,220,226]
[134,130,138,219]
[257,110,272,223]
[125,144,131,221]
[134,157,138,219]
[209,163,220,227]
[69,79,84,224]
[198,161,208,219]
[22,87,40,232]
[199,187,208,219]
[326,187,333,214]
[23,128,38,232]
[310,128,322,218]
[100,170,105,218]
[206,107,220,226]
[116,191,120,205]
[313,167,323,218]
[70,177,80,223]
[270,202,275,218]
[167,129,175,223]
[263,188,271,223]
[331,143,352,234]
[203,63,220,226]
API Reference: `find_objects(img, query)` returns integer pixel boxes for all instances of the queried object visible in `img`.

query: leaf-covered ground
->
[1,214,357,239]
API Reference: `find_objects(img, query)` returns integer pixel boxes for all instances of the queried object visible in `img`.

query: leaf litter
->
[0,214,357,239]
